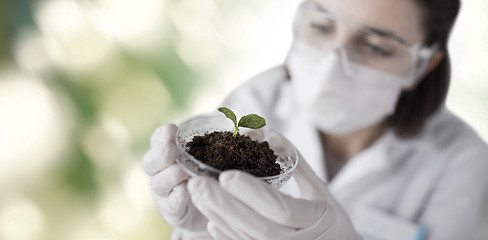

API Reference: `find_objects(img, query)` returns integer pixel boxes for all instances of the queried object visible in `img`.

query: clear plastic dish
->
[175,114,298,189]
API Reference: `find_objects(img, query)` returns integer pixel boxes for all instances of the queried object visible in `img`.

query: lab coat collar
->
[330,128,431,195]
[328,129,394,193]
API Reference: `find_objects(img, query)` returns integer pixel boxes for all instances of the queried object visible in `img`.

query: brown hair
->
[386,0,461,138]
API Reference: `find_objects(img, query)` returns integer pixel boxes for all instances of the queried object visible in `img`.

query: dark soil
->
[186,131,281,177]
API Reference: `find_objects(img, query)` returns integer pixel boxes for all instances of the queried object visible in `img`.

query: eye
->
[310,22,334,34]
[367,44,393,57]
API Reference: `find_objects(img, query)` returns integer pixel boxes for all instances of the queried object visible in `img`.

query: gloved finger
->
[240,128,265,142]
[153,182,190,225]
[208,221,233,240]
[150,124,178,148]
[219,170,326,228]
[293,151,330,199]
[189,177,252,240]
[142,142,177,176]
[207,213,248,240]
[150,163,189,197]
[267,132,289,156]
[188,176,295,240]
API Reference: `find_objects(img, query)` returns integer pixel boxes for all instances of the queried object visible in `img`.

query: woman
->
[142,0,488,239]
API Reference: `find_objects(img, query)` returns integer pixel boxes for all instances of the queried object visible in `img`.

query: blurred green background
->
[0,0,487,239]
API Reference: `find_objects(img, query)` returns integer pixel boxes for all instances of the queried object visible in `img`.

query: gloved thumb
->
[267,133,331,200]
[294,149,361,240]
[293,150,332,200]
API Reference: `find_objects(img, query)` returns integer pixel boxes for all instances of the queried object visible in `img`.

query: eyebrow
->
[363,26,408,44]
[312,1,409,45]
[314,2,332,15]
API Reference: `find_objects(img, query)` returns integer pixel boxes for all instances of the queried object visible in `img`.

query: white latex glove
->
[142,124,211,239]
[187,133,363,240]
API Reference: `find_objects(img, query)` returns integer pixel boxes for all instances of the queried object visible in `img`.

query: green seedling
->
[218,107,266,139]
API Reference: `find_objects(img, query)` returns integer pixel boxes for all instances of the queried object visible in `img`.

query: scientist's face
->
[286,0,434,134]
[315,0,425,46]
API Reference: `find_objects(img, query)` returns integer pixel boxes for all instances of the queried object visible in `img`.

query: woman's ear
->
[406,50,445,90]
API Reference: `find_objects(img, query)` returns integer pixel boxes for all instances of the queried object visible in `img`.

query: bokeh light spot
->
[0,72,67,190]
[100,71,172,139]
[0,196,45,240]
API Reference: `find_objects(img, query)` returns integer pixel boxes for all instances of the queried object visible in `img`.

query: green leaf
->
[238,114,266,129]
[218,107,237,127]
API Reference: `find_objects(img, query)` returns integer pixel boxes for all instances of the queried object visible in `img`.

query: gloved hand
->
[142,124,211,239]
[187,133,363,240]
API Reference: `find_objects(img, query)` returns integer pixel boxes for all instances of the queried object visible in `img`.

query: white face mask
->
[286,41,417,134]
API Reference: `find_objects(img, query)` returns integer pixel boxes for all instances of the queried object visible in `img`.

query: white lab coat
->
[219,65,488,240]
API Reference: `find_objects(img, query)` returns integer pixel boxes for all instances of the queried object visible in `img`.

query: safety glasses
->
[293,0,438,79]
